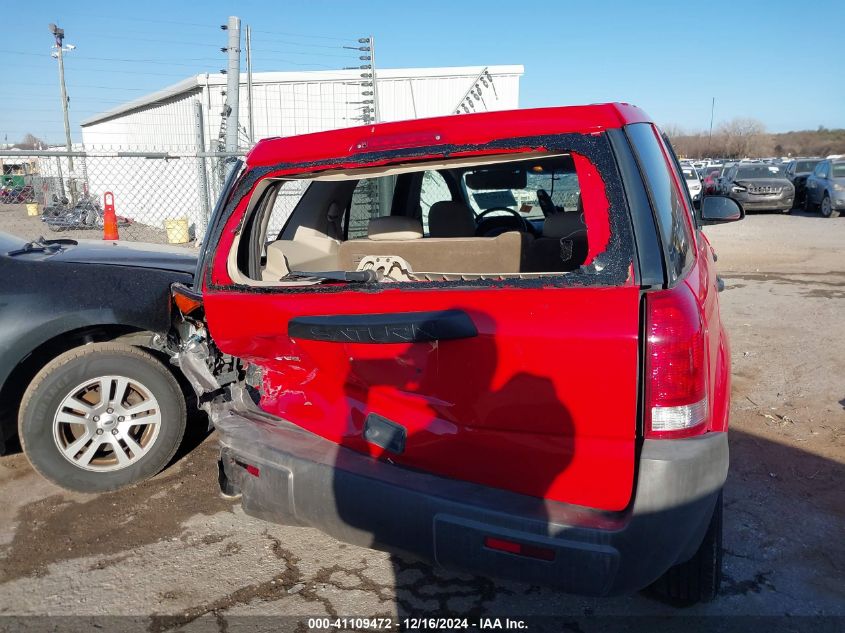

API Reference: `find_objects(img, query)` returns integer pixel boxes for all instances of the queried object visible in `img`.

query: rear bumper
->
[213,392,728,596]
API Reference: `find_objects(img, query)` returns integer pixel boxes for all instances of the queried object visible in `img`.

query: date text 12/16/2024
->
[307,617,528,630]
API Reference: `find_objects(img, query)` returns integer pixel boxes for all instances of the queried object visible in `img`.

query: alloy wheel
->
[52,375,162,472]
[821,196,832,218]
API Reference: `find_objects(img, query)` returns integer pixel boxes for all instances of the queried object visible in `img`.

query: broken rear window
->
[218,133,634,289]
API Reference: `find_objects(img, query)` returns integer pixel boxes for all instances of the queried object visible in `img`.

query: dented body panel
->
[201,114,644,512]
[204,285,641,510]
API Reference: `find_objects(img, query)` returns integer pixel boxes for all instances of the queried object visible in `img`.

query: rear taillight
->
[645,284,709,439]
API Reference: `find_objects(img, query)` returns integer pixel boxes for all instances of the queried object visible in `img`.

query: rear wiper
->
[285,269,382,283]
[6,236,66,257]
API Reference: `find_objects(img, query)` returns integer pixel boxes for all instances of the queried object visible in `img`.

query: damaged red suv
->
[170,104,743,603]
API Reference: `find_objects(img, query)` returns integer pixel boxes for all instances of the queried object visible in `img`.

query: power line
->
[247,27,358,43]
[66,32,214,47]
[8,64,191,78]
[58,13,220,30]
[0,49,222,66]
[53,12,360,43]
[248,39,356,51]
[12,80,170,91]
[250,60,337,69]
[248,44,352,58]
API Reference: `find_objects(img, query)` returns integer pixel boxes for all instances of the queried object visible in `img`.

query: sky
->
[2,0,843,144]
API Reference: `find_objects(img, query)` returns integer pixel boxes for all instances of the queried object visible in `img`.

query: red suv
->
[168,104,743,603]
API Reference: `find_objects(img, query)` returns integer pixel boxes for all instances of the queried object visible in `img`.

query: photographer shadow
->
[330,312,575,617]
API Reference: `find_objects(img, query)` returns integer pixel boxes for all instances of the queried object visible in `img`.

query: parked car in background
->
[701,165,724,195]
[0,234,200,490]
[804,159,845,217]
[682,166,703,201]
[785,158,822,209]
[721,163,794,212]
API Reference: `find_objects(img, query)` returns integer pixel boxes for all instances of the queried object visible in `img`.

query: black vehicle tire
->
[804,193,816,212]
[18,342,186,493]
[820,193,839,218]
[647,491,723,605]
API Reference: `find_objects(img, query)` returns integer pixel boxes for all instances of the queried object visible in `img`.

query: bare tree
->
[12,134,46,150]
[715,118,769,158]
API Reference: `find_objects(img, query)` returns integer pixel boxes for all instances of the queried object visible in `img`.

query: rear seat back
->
[338,216,530,274]
[264,226,340,280]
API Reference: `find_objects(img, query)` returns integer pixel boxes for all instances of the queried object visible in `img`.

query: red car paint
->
[702,167,723,195]
[200,103,732,516]
[244,103,650,167]
[204,286,640,510]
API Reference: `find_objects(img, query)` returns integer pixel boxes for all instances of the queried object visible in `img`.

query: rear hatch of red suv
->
[200,108,650,515]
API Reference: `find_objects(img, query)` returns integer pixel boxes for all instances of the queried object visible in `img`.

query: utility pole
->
[707,97,716,157]
[193,100,211,243]
[245,25,254,144]
[344,36,378,124]
[49,23,77,203]
[223,16,241,153]
[369,35,380,123]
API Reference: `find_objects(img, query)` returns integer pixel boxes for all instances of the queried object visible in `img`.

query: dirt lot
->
[0,203,194,246]
[0,211,843,631]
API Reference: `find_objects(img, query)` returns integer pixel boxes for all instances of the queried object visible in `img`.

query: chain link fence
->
[0,148,244,247]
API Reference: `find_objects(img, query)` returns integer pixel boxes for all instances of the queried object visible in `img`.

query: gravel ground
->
[0,211,843,631]
[0,203,197,247]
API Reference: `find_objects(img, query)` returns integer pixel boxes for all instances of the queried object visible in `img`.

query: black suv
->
[785,158,822,208]
[721,163,794,213]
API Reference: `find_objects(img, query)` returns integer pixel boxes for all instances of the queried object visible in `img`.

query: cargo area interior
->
[231,152,609,285]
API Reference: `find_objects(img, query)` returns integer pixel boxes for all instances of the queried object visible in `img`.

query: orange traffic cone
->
[103,191,119,240]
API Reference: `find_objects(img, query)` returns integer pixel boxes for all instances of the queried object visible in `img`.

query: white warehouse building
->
[77,65,523,239]
[80,65,523,149]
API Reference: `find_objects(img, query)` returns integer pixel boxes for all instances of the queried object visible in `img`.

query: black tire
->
[18,342,186,493]
[820,193,839,218]
[804,192,816,212]
[648,491,723,605]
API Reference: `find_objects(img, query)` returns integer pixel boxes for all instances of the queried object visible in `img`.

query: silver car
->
[804,159,845,218]
[682,166,703,201]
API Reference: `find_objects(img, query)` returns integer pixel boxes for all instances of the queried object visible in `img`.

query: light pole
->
[707,97,715,158]
[222,16,241,154]
[49,23,77,203]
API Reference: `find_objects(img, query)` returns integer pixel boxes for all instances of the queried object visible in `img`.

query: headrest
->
[543,212,586,239]
[367,216,423,241]
[428,201,477,237]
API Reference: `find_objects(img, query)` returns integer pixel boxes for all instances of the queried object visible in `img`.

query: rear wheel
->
[648,491,723,605]
[820,193,839,218]
[19,342,186,493]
